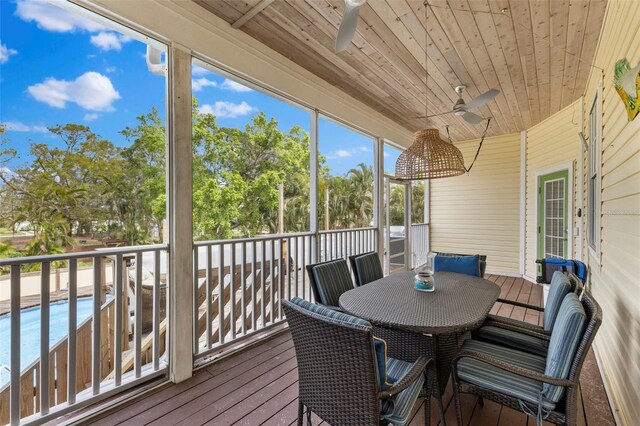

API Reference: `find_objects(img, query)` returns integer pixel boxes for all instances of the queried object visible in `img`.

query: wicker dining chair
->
[451,291,602,426]
[475,271,575,356]
[306,258,355,310]
[434,252,487,278]
[349,251,384,286]
[283,298,432,426]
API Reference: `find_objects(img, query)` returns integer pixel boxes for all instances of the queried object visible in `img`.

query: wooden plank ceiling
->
[194,0,607,142]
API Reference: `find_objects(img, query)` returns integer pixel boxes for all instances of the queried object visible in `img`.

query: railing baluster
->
[40,261,50,415]
[269,239,275,324]
[294,237,299,299]
[302,236,307,301]
[230,242,236,340]
[206,245,212,349]
[241,242,247,336]
[134,252,143,378]
[114,255,123,386]
[193,248,199,354]
[287,237,292,301]
[278,238,283,320]
[67,259,77,404]
[251,240,257,331]
[153,250,161,370]
[92,256,101,395]
[261,240,266,327]
[10,264,21,426]
[218,244,225,345]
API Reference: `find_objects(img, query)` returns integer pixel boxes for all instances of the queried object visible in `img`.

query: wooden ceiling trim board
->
[231,0,275,29]
[282,0,431,113]
[421,0,515,134]
[561,0,590,107]
[548,0,570,115]
[458,0,523,132]
[488,0,532,129]
[529,0,551,120]
[509,0,540,125]
[196,0,243,21]
[434,0,512,133]
[572,0,607,102]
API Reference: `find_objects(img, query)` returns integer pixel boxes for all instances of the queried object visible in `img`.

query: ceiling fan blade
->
[335,0,367,53]
[463,88,500,110]
[462,111,485,124]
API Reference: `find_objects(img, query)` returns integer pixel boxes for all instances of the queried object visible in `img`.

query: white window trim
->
[587,85,602,263]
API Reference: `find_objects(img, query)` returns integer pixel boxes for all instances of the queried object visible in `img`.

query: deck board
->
[74,275,615,426]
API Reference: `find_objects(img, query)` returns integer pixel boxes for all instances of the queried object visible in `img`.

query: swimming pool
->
[0,298,95,387]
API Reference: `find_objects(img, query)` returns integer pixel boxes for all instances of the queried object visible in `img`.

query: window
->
[587,92,601,252]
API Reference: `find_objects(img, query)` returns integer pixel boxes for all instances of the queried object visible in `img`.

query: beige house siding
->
[580,1,640,424]
[430,133,521,275]
[524,102,580,279]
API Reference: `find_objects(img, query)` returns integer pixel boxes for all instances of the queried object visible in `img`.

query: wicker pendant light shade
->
[395,128,465,180]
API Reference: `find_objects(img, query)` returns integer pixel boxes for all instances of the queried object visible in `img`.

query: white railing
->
[410,223,429,268]
[192,227,377,360]
[0,245,168,426]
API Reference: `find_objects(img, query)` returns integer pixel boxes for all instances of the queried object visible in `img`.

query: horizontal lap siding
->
[580,1,640,424]
[524,102,580,279]
[430,133,521,275]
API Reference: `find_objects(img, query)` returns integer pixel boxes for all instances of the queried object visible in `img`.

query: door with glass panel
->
[538,170,569,259]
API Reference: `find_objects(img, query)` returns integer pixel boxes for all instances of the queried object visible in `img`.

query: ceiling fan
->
[335,0,367,53]
[426,85,500,124]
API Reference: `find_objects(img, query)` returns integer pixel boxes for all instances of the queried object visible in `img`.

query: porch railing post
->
[374,137,384,265]
[310,109,319,263]
[168,43,193,383]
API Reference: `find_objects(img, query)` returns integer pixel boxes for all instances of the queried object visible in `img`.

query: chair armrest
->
[496,298,544,312]
[378,356,431,399]
[452,351,573,388]
[482,316,551,341]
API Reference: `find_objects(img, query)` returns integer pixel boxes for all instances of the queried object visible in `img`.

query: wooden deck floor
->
[77,275,615,426]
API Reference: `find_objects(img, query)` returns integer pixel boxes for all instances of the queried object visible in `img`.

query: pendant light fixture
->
[395,2,490,180]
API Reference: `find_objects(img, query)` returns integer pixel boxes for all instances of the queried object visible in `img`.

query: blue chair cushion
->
[456,340,556,410]
[544,271,573,331]
[354,252,384,286]
[381,357,426,426]
[543,293,586,402]
[476,325,548,356]
[373,337,392,391]
[434,254,480,277]
[289,297,368,327]
[310,259,354,306]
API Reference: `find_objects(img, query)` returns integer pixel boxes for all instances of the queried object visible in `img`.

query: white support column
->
[168,44,193,383]
[405,183,412,270]
[374,137,384,264]
[519,130,527,277]
[310,109,319,262]
[424,179,430,253]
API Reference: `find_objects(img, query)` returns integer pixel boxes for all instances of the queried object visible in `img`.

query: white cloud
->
[220,79,252,93]
[383,151,391,157]
[83,113,99,122]
[90,32,131,51]
[105,66,116,73]
[199,101,256,118]
[28,71,120,111]
[0,42,18,64]
[335,149,352,158]
[192,78,218,92]
[192,65,209,76]
[0,167,14,179]
[2,121,49,133]
[16,0,106,33]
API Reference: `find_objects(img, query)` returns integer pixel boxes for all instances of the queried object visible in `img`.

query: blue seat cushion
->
[476,325,548,356]
[354,252,384,286]
[544,271,573,331]
[544,293,586,402]
[381,357,425,426]
[434,254,480,277]
[456,340,556,410]
[289,297,368,327]
[310,259,354,306]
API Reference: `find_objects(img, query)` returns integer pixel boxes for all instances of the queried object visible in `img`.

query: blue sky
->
[0,0,398,177]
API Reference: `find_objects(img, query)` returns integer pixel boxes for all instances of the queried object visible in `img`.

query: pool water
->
[0,298,95,386]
